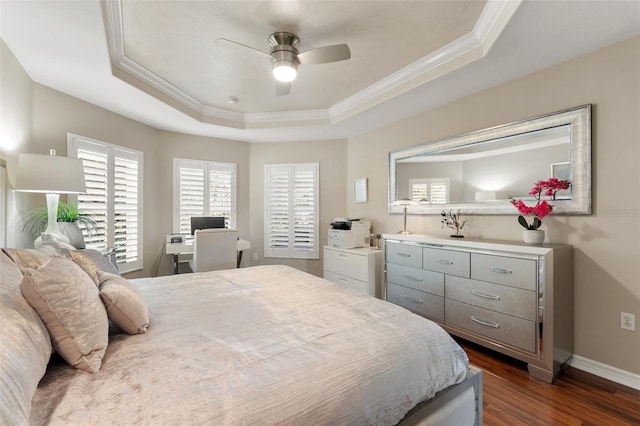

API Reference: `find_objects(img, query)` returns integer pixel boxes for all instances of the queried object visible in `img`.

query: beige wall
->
[0,40,33,248]
[347,36,640,374]
[249,140,347,277]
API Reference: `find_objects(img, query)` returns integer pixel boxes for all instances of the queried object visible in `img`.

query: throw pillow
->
[98,271,149,335]
[66,249,120,287]
[20,256,109,373]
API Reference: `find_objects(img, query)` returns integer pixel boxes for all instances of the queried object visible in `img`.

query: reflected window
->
[410,178,449,204]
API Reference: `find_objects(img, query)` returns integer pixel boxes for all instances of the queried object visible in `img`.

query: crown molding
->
[102,0,521,130]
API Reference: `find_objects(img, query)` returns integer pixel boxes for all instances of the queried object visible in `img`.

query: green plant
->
[21,202,101,239]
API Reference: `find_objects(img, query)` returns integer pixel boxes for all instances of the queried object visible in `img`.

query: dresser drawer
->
[423,247,470,278]
[446,299,536,353]
[323,248,369,282]
[387,263,444,297]
[445,275,537,321]
[324,271,367,294]
[387,283,444,321]
[471,253,537,291]
[386,242,422,269]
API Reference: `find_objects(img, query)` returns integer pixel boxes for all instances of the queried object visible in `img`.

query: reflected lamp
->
[14,150,86,246]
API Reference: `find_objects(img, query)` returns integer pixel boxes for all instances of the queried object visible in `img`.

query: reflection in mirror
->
[396,126,570,203]
[389,105,591,215]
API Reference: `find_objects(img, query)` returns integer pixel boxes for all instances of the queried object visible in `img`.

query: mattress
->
[31,265,469,425]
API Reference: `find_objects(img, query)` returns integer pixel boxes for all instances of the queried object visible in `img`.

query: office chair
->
[189,229,238,272]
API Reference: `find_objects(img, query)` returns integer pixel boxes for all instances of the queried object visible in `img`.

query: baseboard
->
[569,355,640,390]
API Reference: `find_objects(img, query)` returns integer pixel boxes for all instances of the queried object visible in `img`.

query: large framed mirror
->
[389,105,591,215]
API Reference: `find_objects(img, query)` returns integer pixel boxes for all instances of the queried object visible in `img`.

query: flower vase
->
[523,230,545,245]
[59,222,86,249]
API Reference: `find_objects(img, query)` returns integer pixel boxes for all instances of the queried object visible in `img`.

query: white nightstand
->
[323,246,381,297]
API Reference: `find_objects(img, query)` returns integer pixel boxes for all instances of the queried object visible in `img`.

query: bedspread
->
[31,265,468,425]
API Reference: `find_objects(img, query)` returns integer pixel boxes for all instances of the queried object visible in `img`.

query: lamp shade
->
[475,191,497,202]
[390,198,419,207]
[14,153,86,194]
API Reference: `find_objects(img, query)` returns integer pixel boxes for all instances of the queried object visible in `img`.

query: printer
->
[328,218,371,249]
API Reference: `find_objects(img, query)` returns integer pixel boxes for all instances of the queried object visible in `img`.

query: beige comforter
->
[31,265,468,425]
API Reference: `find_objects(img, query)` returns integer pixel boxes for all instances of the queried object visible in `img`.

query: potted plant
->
[441,209,468,238]
[511,178,570,244]
[21,202,101,249]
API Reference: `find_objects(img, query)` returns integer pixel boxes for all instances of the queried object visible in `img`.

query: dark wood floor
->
[456,339,640,426]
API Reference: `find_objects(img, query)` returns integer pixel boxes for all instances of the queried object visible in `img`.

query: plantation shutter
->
[264,163,319,259]
[68,134,143,273]
[209,163,235,226]
[173,159,236,233]
[113,150,140,266]
[430,179,449,204]
[409,178,450,204]
[177,161,205,233]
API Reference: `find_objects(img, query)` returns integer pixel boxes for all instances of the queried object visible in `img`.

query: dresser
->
[383,234,573,383]
[323,246,381,297]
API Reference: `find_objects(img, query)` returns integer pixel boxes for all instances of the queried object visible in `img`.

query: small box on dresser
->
[323,246,381,297]
[382,234,573,383]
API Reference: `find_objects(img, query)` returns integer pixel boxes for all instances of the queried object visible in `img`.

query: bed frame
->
[398,366,483,426]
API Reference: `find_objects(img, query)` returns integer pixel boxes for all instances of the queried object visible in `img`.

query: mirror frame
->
[389,104,591,215]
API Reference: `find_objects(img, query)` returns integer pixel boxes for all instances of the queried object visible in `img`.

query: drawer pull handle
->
[437,259,453,265]
[489,267,512,274]
[471,290,501,301]
[339,277,348,282]
[404,275,423,282]
[339,254,348,258]
[403,295,424,304]
[471,316,500,329]
[397,253,412,258]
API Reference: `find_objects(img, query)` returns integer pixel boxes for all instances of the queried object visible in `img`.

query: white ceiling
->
[1,0,639,143]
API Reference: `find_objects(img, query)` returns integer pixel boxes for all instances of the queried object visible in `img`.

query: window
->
[68,134,143,273]
[173,158,236,233]
[409,178,450,204]
[264,163,319,259]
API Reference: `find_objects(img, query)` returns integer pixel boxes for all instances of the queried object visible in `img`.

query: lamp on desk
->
[390,198,419,235]
[14,150,86,247]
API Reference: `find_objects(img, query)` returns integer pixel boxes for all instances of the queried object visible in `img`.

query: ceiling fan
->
[216,32,351,96]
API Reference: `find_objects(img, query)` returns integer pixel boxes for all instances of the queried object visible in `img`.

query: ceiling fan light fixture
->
[272,61,298,82]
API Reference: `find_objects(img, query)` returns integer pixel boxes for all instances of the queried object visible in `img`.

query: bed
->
[0,247,482,425]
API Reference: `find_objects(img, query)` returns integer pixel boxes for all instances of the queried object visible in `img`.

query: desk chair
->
[189,229,238,272]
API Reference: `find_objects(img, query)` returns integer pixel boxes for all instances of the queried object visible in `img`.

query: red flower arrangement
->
[511,178,570,230]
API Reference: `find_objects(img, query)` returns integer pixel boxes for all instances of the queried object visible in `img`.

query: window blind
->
[68,134,143,273]
[410,178,450,204]
[173,159,236,233]
[265,163,319,259]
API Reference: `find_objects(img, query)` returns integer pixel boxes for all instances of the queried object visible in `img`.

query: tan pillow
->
[66,249,119,287]
[98,271,149,335]
[21,256,109,373]
[1,248,49,274]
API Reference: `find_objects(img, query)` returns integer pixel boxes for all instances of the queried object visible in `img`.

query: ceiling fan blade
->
[297,44,351,65]
[276,81,291,97]
[215,38,271,59]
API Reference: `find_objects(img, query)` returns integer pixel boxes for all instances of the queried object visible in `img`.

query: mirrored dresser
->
[382,234,573,383]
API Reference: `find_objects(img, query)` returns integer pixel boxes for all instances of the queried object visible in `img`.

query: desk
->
[166,239,251,274]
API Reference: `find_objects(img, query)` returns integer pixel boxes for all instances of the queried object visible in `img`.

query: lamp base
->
[33,193,70,248]
[398,230,412,235]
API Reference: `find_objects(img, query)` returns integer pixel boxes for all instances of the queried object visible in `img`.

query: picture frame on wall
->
[353,178,368,203]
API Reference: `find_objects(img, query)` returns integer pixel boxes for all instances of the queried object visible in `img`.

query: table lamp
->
[14,150,87,247]
[390,198,419,234]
